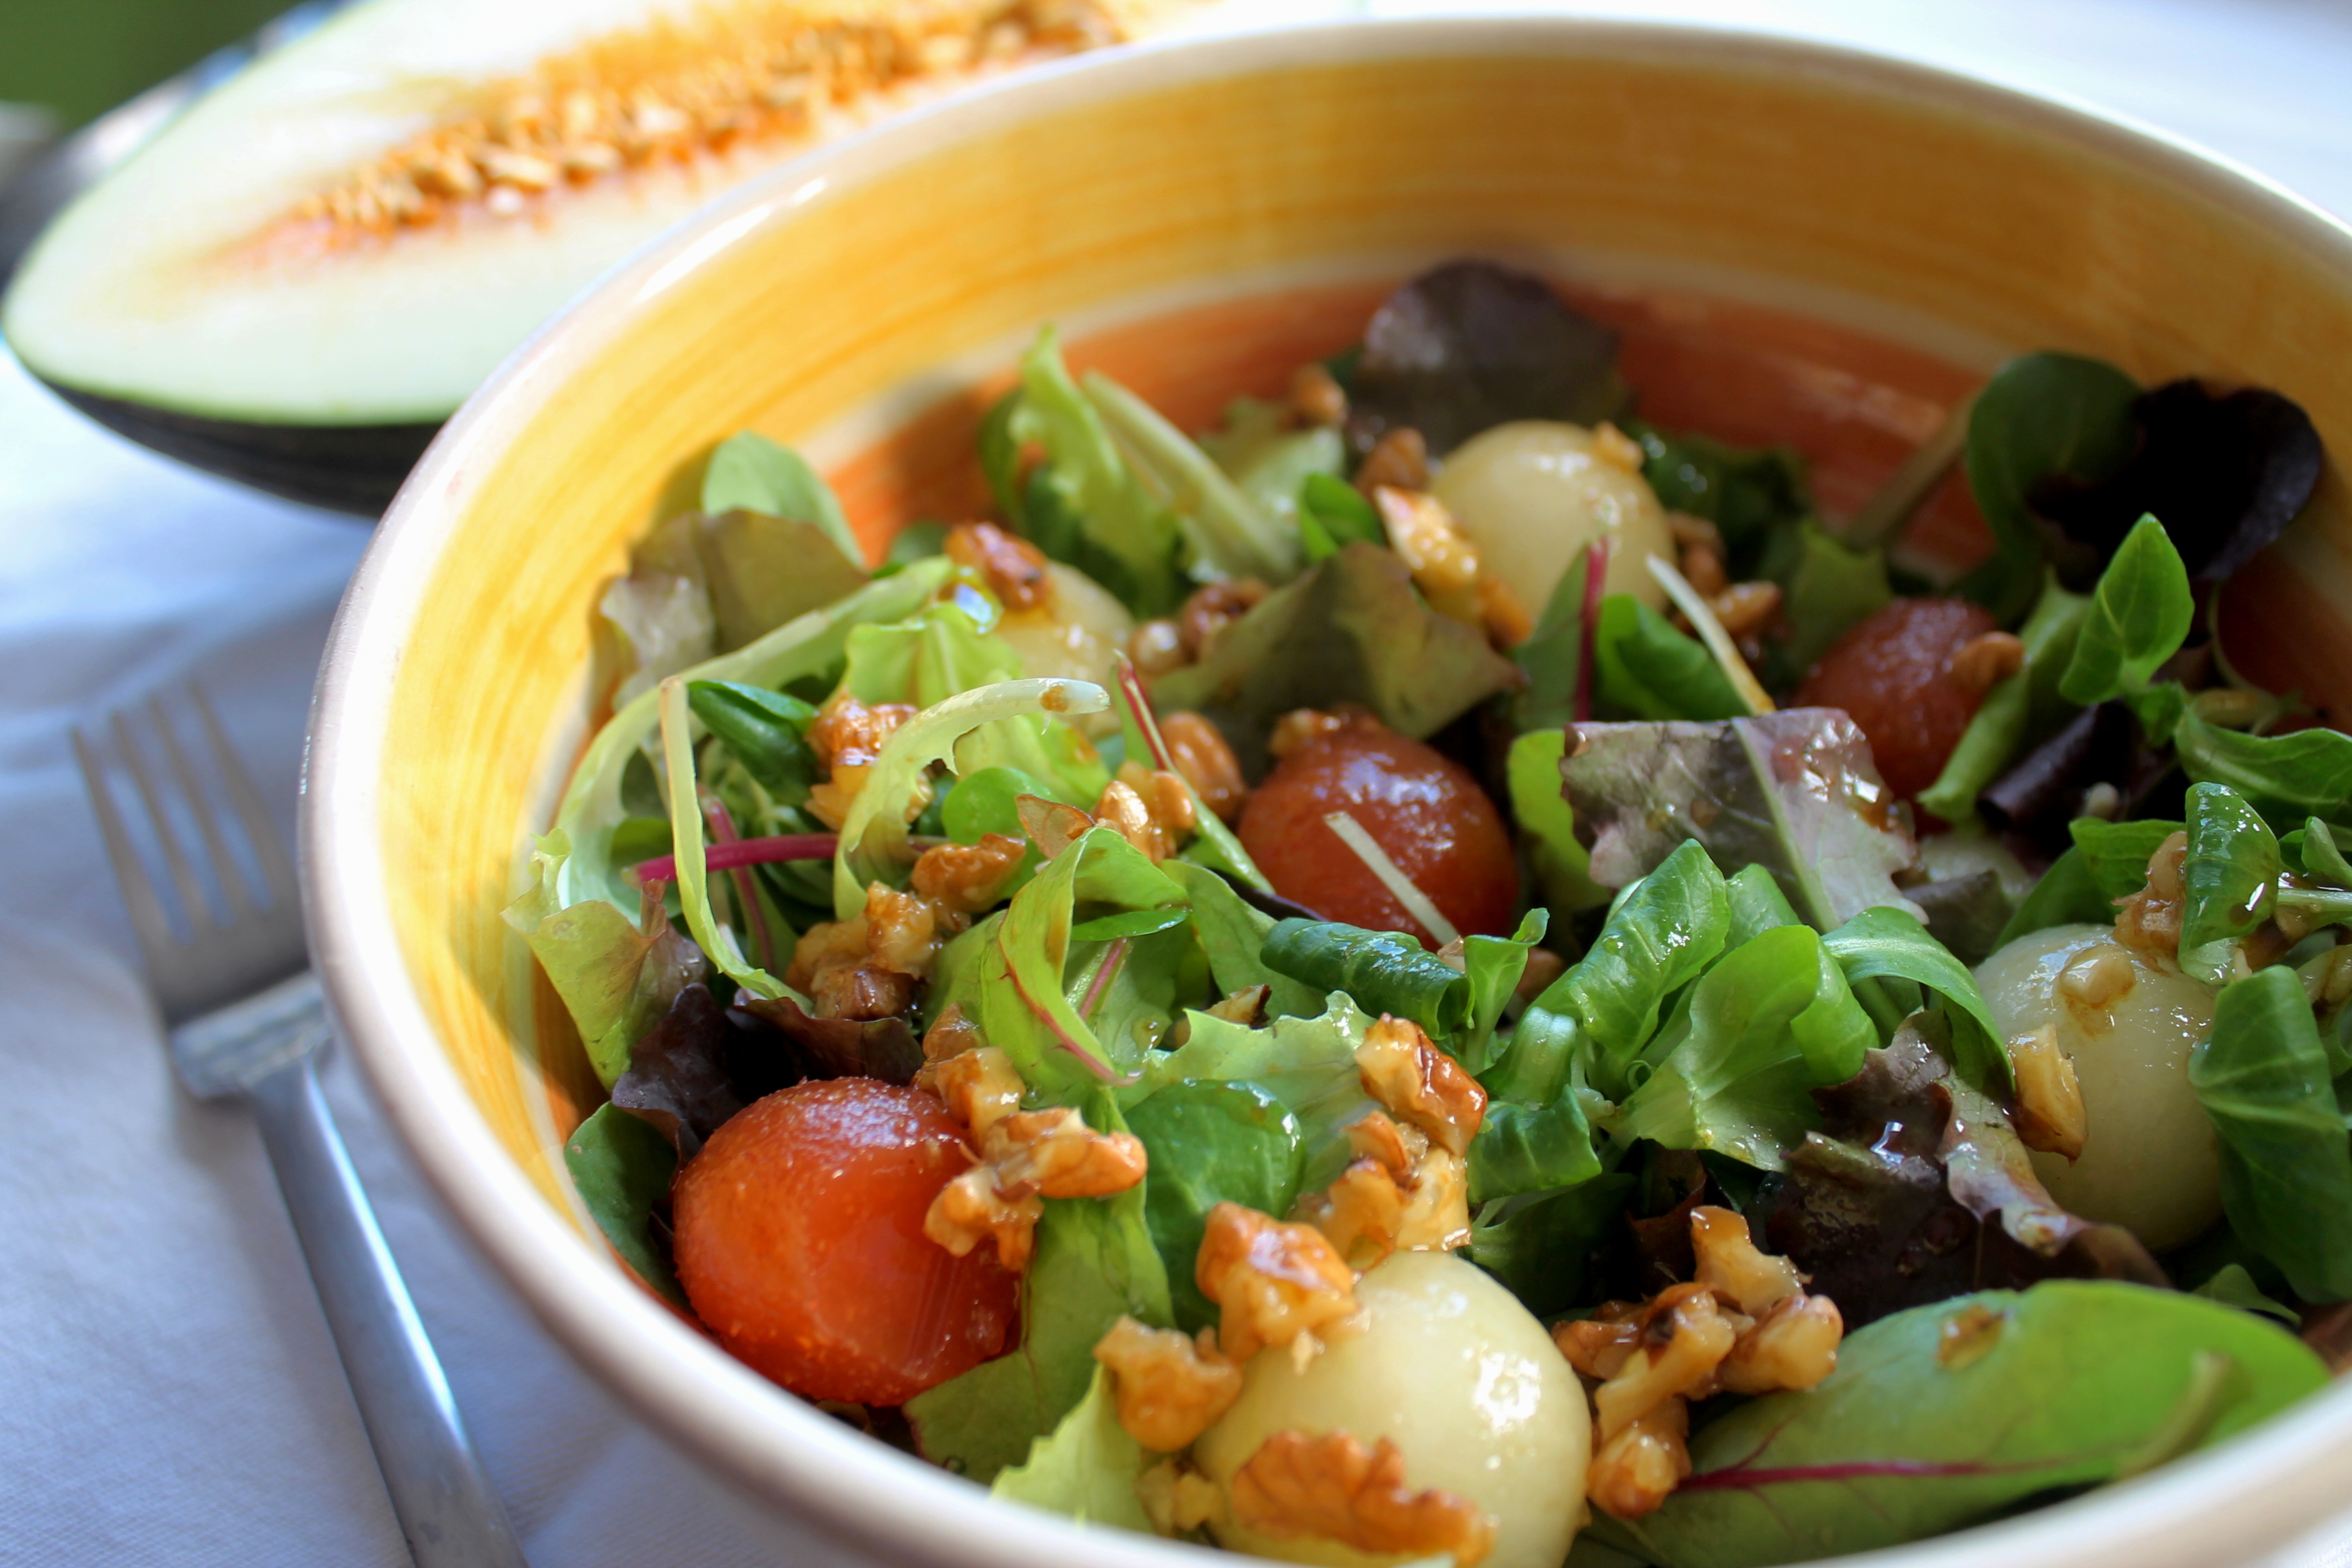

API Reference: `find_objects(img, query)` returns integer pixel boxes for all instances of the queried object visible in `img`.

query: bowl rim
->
[304,15,2352,1568]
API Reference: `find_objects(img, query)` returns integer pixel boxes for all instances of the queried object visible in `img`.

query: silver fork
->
[75,687,527,1568]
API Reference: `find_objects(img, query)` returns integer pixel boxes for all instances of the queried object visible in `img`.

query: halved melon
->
[1,0,1187,511]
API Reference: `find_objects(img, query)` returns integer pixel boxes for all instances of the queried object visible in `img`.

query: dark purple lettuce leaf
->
[1763,1011,2164,1327]
[2033,379,2323,585]
[1343,259,1627,460]
[734,993,923,1085]
[611,983,809,1159]
[1979,700,2136,848]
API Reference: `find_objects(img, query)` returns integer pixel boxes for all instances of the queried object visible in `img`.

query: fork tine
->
[194,684,298,911]
[73,725,184,972]
[150,694,255,919]
[111,709,214,935]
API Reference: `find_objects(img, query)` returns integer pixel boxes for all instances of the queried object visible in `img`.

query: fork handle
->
[250,1056,530,1568]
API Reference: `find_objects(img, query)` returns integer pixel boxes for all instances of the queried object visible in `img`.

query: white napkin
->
[3,3,2350,1564]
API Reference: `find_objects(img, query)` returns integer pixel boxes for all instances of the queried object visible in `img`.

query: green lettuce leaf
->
[1602,1282,2328,1568]
[907,1093,1173,1485]
[841,595,1020,709]
[1260,919,1468,1040]
[1198,395,1346,540]
[2177,708,2352,828]
[1158,860,1320,1020]
[1507,729,1609,924]
[1297,471,1385,563]
[832,677,1110,918]
[2190,966,2352,1303]
[2179,782,2282,984]
[1126,1080,1305,1331]
[1467,1173,1635,1317]
[1771,520,1893,674]
[1957,351,2143,621]
[1626,421,1812,574]
[990,1366,1155,1530]
[701,429,862,565]
[1148,542,1518,778]
[1468,1087,1603,1204]
[1126,995,1377,1194]
[1082,370,1302,587]
[562,1103,685,1307]
[1919,571,2090,824]
[1551,840,1730,1099]
[1819,906,2008,1091]
[1591,594,1751,723]
[686,679,818,805]
[1724,862,1801,948]
[1614,923,1876,1170]
[2059,514,2196,706]
[1457,910,1549,1074]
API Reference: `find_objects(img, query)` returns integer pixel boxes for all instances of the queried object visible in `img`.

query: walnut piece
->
[1292,362,1348,429]
[1092,1316,1243,1452]
[2115,830,2189,955]
[2009,1022,2087,1159]
[1229,1430,1496,1568]
[1267,705,1373,760]
[910,832,1027,914]
[1586,1401,1691,1521]
[1708,580,1783,640]
[1160,711,1248,823]
[1196,1202,1359,1361]
[992,1107,1150,1199]
[917,1044,1024,1139]
[924,1166,1043,1271]
[804,693,918,829]
[1372,487,1483,627]
[1354,428,1430,496]
[922,1084,1146,1270]
[1947,630,2027,695]
[1179,580,1269,658]
[945,521,1051,612]
[1565,1207,1845,1519]
[1129,617,1189,677]
[1093,762,1196,863]
[920,1001,984,1063]
[1206,984,1270,1027]
[1292,1159,1405,1272]
[1137,1458,1229,1534]
[1358,1016,1487,1156]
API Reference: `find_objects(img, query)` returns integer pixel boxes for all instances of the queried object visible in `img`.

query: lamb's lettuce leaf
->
[562,1103,685,1307]
[1919,572,2090,824]
[1467,1173,1635,1317]
[686,680,818,805]
[1592,595,1750,722]
[1261,918,1468,1041]
[2180,782,2281,984]
[2177,709,2352,828]
[1957,351,2142,620]
[2190,966,2352,1303]
[1158,861,1319,1019]
[1296,471,1384,563]
[1771,520,1893,673]
[1724,862,1801,947]
[1458,910,1550,1074]
[1468,1086,1603,1204]
[2058,514,2196,706]
[1560,711,1923,933]
[1626,421,1811,574]
[1126,995,1376,1195]
[1820,906,2007,1091]
[660,678,785,999]
[1600,1282,2328,1568]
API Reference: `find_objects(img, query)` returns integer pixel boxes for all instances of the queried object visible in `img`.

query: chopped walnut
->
[1196,1202,1359,1361]
[1690,1206,1804,1316]
[1206,984,1270,1026]
[1358,1016,1487,1156]
[923,1094,1146,1270]
[917,1044,1025,1139]
[1292,362,1348,429]
[910,832,1027,913]
[2115,830,2189,955]
[1293,1159,1406,1271]
[1228,1430,1495,1568]
[1178,580,1269,658]
[1372,487,1483,625]
[1476,575,1534,649]
[1139,1458,1228,1534]
[945,521,1051,612]
[1666,511,1724,553]
[1095,762,1196,863]
[1719,1293,1844,1396]
[1947,630,2027,695]
[804,694,920,829]
[1267,705,1374,759]
[786,907,919,1020]
[1015,792,1096,859]
[1708,581,1783,640]
[992,1107,1150,1198]
[1345,1109,1422,1178]
[2060,945,2136,1010]
[924,1165,1043,1271]
[1586,1400,1691,1521]
[920,1002,984,1064]
[1092,1316,1244,1452]
[865,881,960,976]
[1129,618,1189,677]
[1566,1210,1844,1518]
[1355,428,1430,496]
[2009,1023,2087,1159]
[1160,711,1248,823]
[1393,1146,1471,1253]
[1679,540,1730,596]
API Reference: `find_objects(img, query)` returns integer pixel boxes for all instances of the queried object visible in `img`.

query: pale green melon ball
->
[1974,922,2221,1250]
[1430,421,1674,620]
[1194,1251,1588,1568]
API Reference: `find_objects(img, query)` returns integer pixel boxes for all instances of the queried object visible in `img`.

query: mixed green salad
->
[517,259,2348,1568]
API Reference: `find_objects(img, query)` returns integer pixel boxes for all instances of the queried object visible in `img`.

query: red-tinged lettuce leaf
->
[1595,1281,2327,1568]
[733,993,921,1086]
[1559,710,1922,933]
[562,1103,686,1309]
[611,984,812,1160]
[1762,1012,2163,1329]
[1343,259,1627,460]
[2034,379,2324,586]
[1149,541,1520,780]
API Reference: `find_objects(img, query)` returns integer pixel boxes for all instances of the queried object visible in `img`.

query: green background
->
[0,0,289,129]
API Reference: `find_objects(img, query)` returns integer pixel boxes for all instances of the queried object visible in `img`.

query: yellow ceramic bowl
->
[307,19,2352,1567]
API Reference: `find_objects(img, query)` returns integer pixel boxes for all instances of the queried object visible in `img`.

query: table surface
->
[7,3,2352,1564]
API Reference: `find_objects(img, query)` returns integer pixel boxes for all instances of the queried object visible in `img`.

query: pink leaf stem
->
[630,832,839,886]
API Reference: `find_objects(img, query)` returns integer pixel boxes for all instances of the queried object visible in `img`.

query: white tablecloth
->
[7,3,2352,1564]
